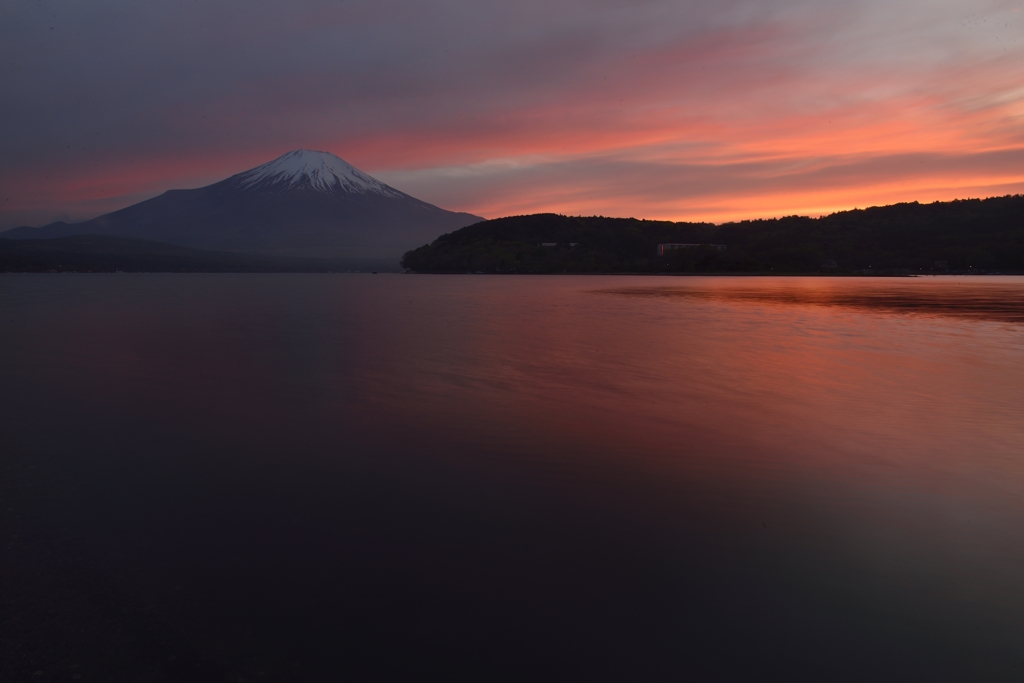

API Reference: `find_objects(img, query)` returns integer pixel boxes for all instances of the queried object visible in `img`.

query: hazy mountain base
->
[2,189,481,260]
[0,235,401,273]
[1,150,482,260]
[402,195,1024,274]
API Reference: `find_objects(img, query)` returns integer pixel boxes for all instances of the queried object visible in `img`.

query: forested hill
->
[401,195,1024,274]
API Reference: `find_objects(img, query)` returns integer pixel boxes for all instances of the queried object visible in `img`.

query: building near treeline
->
[657,243,727,256]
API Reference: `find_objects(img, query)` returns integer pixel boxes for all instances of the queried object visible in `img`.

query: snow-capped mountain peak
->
[228,150,404,197]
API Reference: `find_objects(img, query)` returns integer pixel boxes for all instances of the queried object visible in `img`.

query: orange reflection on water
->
[5,273,1024,675]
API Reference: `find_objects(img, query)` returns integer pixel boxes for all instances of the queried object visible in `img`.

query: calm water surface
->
[2,274,1023,681]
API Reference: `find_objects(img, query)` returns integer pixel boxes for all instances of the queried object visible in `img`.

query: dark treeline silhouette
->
[0,235,399,273]
[401,195,1024,274]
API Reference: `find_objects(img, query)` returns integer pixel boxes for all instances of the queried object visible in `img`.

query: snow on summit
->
[229,150,404,196]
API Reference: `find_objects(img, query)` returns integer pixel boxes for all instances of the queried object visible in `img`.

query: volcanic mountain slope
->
[3,150,483,258]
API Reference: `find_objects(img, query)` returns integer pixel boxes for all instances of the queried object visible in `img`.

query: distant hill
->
[2,150,483,259]
[0,235,399,273]
[401,195,1024,274]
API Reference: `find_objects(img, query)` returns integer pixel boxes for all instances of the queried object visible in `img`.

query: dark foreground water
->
[2,274,1023,682]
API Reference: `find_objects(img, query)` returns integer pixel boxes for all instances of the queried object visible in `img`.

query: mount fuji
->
[2,150,483,259]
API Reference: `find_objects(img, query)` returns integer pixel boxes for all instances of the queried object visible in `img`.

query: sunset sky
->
[2,0,1022,229]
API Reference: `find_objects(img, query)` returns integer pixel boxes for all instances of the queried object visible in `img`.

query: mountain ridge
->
[401,195,1024,274]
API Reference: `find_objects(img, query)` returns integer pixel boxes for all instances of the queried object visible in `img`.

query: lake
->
[2,274,1023,681]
